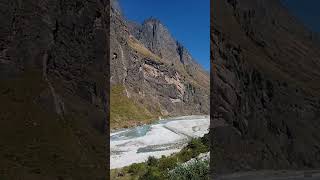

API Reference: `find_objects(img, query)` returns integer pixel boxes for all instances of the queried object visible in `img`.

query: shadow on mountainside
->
[211,0,320,177]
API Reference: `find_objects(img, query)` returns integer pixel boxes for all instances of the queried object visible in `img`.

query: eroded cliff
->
[110,3,210,129]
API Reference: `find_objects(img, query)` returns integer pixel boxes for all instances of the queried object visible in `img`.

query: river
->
[110,115,210,169]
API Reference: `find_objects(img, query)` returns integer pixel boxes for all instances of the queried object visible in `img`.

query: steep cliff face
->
[0,0,108,179]
[211,0,320,174]
[110,3,209,128]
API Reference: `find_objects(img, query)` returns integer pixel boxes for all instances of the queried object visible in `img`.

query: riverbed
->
[110,115,210,169]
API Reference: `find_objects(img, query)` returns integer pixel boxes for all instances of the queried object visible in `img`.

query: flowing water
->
[110,115,209,169]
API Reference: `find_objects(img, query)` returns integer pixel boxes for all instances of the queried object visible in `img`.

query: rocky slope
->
[211,0,320,175]
[0,0,108,179]
[110,2,209,129]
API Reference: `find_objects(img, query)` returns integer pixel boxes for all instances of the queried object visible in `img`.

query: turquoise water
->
[110,116,209,141]
[110,115,210,168]
[111,125,152,141]
[110,119,171,141]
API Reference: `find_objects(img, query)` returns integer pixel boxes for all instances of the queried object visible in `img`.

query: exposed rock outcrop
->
[110,2,210,128]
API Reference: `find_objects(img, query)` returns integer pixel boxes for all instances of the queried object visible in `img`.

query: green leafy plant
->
[128,163,147,175]
[146,156,158,166]
[139,166,164,180]
[168,160,209,180]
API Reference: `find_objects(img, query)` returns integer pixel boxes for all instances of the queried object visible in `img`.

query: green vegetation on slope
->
[110,84,161,129]
[110,134,209,180]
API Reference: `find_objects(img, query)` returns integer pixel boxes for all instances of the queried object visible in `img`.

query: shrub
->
[177,148,193,162]
[201,133,209,146]
[188,138,208,152]
[146,156,158,166]
[139,167,164,180]
[158,156,178,170]
[127,163,147,175]
[168,160,209,180]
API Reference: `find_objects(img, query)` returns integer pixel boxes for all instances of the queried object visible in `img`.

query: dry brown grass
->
[127,35,162,62]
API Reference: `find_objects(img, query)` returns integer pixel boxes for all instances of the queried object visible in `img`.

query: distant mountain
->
[211,0,320,175]
[110,3,209,129]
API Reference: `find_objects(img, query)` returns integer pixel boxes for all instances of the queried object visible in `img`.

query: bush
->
[201,133,209,146]
[188,138,208,152]
[177,148,194,162]
[175,137,209,163]
[139,167,164,180]
[158,156,178,170]
[146,156,158,166]
[168,160,209,180]
[127,163,147,175]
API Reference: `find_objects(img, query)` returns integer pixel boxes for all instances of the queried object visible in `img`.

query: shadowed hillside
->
[211,0,320,176]
[0,0,109,179]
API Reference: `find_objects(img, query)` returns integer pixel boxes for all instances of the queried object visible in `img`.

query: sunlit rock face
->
[110,2,209,120]
[211,0,320,175]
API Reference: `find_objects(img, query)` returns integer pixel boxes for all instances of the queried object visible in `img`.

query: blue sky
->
[118,0,210,71]
[282,0,320,33]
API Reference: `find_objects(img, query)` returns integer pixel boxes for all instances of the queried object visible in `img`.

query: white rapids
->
[110,115,210,169]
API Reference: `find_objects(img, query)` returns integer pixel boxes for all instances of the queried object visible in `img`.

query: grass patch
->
[110,134,209,180]
[110,84,161,129]
[127,36,162,62]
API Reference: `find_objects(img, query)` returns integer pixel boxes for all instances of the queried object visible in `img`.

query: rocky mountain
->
[211,0,320,175]
[0,0,108,179]
[110,2,209,129]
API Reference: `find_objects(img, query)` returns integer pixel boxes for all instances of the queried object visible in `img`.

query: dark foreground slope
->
[211,0,320,175]
[0,0,108,179]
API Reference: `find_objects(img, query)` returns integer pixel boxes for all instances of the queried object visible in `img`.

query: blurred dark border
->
[0,0,110,179]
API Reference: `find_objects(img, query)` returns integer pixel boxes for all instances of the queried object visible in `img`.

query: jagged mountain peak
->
[143,17,162,25]
[110,2,209,128]
[131,16,208,84]
[140,17,170,39]
[132,18,197,66]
